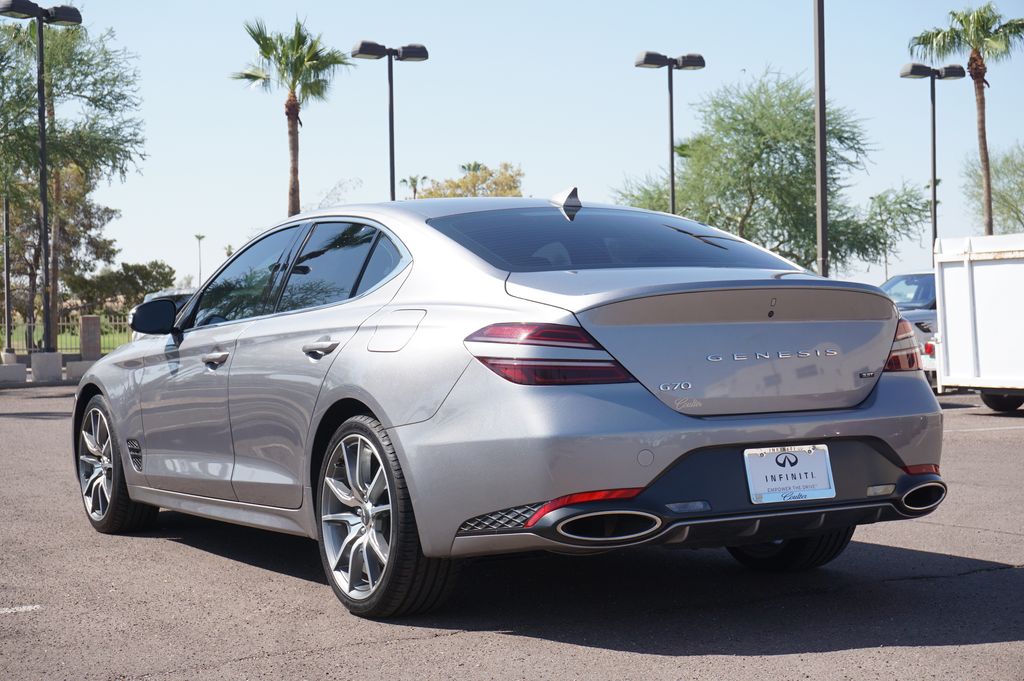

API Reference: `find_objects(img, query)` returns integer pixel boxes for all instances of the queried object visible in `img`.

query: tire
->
[316,415,458,618]
[76,395,159,533]
[726,526,855,572]
[980,393,1024,413]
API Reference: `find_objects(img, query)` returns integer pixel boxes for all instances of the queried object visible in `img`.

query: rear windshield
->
[427,207,797,272]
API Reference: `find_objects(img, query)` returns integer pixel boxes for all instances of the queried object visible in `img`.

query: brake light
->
[903,464,940,475]
[467,323,636,385]
[524,488,644,528]
[466,323,601,349]
[884,319,921,372]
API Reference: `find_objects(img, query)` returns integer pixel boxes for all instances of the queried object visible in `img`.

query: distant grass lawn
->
[3,324,131,354]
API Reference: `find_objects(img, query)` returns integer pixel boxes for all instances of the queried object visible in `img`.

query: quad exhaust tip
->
[901,482,947,513]
[556,510,662,542]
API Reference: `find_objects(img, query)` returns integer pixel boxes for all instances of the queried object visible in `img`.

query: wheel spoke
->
[347,535,366,586]
[80,453,102,468]
[344,441,364,503]
[321,512,360,526]
[363,539,380,589]
[369,503,390,519]
[324,477,358,508]
[82,430,102,457]
[332,526,360,573]
[368,529,389,564]
[366,469,387,504]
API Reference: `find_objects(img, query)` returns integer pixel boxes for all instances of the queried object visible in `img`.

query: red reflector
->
[524,488,644,528]
[479,358,634,385]
[884,319,922,372]
[923,341,935,357]
[903,464,940,475]
[466,323,601,349]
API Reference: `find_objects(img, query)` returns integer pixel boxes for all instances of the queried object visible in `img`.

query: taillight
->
[524,488,644,528]
[466,323,636,385]
[923,341,935,357]
[884,319,921,372]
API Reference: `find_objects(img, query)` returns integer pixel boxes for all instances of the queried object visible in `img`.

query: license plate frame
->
[743,444,836,505]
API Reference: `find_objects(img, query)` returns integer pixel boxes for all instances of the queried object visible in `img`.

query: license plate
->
[743,444,836,504]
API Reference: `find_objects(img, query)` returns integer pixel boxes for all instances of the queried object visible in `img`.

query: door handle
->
[201,351,230,367]
[302,339,340,357]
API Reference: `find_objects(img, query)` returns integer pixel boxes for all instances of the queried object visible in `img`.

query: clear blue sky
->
[79,0,1024,285]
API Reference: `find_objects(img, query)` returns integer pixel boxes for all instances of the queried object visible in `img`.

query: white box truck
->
[935,233,1024,412]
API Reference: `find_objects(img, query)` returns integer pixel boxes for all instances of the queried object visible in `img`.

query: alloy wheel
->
[321,434,393,600]
[78,408,114,521]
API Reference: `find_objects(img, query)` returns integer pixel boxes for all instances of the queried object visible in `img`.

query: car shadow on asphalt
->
[140,511,1023,655]
[411,542,1023,655]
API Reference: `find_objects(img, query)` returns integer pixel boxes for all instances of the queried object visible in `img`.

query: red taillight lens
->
[903,464,940,475]
[478,358,634,385]
[467,323,636,385]
[466,323,602,349]
[884,319,921,372]
[524,488,644,528]
[923,341,935,357]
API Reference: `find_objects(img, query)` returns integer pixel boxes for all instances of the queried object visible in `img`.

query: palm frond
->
[909,27,964,60]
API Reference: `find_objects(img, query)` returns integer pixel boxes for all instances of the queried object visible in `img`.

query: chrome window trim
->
[178,215,412,335]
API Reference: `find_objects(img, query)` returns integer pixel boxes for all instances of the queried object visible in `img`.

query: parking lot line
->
[945,425,1024,433]
[0,605,40,615]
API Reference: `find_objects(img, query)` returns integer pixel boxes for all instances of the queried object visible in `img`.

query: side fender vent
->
[126,439,143,472]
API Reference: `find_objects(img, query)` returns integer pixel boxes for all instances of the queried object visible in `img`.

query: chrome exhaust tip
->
[556,510,662,542]
[901,482,947,513]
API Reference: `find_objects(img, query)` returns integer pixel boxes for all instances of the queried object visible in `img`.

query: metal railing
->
[1,315,131,355]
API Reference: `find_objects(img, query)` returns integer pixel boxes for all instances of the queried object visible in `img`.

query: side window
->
[192,226,300,328]
[353,235,403,296]
[277,223,377,312]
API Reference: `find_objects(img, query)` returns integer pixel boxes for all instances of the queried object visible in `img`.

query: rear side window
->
[427,207,797,272]
[354,235,403,296]
[277,223,376,312]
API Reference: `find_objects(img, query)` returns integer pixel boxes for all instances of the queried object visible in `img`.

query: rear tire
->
[76,395,159,534]
[727,527,855,572]
[980,393,1024,412]
[316,415,458,618]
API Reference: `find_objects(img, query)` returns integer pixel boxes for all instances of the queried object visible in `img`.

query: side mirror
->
[130,298,178,335]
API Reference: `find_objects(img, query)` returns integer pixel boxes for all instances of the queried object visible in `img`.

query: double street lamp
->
[900,62,965,258]
[635,51,705,215]
[0,0,82,354]
[352,40,428,202]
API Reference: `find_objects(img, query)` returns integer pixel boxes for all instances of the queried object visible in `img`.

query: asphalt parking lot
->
[0,386,1021,680]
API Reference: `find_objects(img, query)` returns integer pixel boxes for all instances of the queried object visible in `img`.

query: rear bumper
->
[390,364,942,558]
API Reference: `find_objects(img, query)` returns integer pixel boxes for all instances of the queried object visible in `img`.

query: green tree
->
[233,18,351,217]
[400,175,429,199]
[910,3,1024,235]
[65,260,175,313]
[1,24,144,333]
[420,162,524,198]
[964,141,1024,233]
[615,73,930,271]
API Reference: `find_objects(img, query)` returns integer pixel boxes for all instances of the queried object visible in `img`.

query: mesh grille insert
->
[458,503,543,535]
[126,439,142,472]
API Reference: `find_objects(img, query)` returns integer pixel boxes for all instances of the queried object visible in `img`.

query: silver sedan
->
[73,196,945,617]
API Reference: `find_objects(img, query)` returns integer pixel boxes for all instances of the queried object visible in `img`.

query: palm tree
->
[910,3,1024,235]
[233,18,351,216]
[400,175,429,199]
[459,162,484,174]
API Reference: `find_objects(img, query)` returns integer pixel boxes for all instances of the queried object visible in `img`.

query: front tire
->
[76,395,158,533]
[316,415,458,618]
[980,393,1024,412]
[727,527,855,572]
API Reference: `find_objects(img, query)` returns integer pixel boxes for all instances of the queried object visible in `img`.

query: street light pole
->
[35,14,52,351]
[813,0,829,278]
[3,195,12,355]
[635,51,705,215]
[900,62,965,262]
[666,65,675,215]
[387,50,395,202]
[352,41,429,202]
